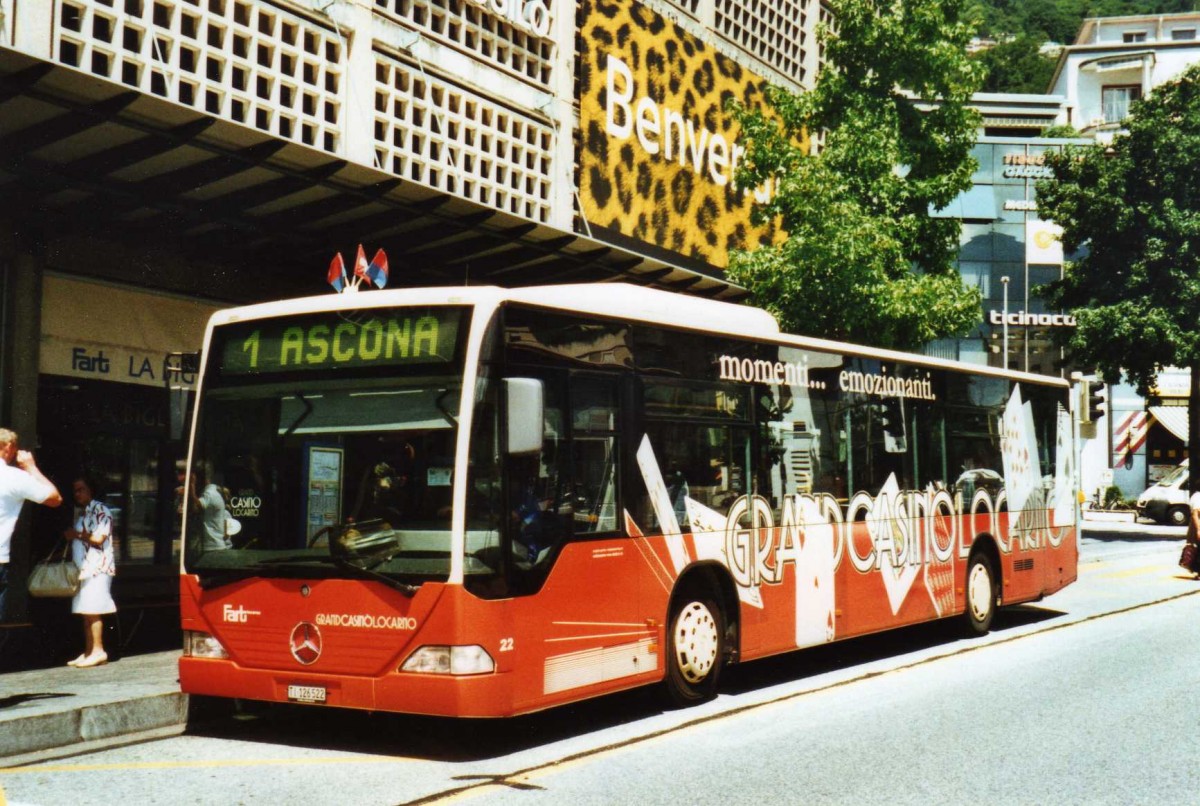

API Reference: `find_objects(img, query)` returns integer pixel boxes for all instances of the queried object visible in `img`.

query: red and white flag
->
[353,243,370,287]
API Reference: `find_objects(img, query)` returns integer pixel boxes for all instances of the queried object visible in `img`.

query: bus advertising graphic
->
[178,284,1077,718]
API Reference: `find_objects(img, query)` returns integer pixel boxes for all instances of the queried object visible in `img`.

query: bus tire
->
[963,551,998,636]
[664,592,724,707]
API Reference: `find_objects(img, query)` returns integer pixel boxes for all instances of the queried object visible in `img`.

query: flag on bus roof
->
[353,244,370,287]
[366,249,389,289]
[327,252,347,293]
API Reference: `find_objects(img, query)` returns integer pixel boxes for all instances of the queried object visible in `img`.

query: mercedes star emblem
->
[289,622,322,665]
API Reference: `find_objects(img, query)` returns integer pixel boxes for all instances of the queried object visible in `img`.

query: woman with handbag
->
[1182,487,1200,577]
[64,476,116,668]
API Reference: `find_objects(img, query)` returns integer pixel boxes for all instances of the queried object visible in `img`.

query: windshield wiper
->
[197,569,259,589]
[332,553,419,597]
[253,554,335,566]
[249,552,419,597]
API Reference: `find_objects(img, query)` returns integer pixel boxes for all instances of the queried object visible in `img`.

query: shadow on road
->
[185,604,1068,763]
[1083,531,1183,544]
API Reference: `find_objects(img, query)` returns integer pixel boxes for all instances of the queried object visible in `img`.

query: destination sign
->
[217,307,464,375]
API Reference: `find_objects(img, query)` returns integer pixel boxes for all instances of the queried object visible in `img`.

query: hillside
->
[971,0,1199,43]
[969,1,1199,92]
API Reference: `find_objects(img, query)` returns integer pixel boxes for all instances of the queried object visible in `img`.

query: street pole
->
[1001,275,1010,371]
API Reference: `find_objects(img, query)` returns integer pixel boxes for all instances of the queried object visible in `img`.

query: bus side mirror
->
[504,378,543,456]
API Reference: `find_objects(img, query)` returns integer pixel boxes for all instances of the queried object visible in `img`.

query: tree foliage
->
[1037,64,1200,488]
[728,0,984,350]
[971,35,1057,94]
[970,1,1199,44]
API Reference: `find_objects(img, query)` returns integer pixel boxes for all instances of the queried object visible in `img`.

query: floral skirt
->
[72,573,116,615]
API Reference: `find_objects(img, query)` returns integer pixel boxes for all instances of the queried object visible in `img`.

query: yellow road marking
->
[1098,565,1168,580]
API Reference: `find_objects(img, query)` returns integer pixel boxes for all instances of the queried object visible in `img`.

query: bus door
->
[503,371,645,706]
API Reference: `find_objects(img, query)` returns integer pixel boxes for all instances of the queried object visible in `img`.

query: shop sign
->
[1149,369,1190,397]
[1002,154,1054,179]
[1004,199,1038,211]
[470,0,551,38]
[988,310,1076,327]
[40,275,217,390]
[1027,219,1064,264]
[47,343,198,389]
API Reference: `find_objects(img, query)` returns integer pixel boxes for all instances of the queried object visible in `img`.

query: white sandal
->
[75,651,108,668]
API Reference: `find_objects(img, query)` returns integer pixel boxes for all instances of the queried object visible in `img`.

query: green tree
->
[972,35,1057,93]
[1037,64,1200,491]
[728,0,984,350]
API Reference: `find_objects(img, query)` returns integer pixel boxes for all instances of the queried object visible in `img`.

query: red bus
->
[178,284,1078,716]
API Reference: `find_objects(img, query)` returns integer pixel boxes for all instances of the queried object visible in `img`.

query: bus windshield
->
[183,306,472,589]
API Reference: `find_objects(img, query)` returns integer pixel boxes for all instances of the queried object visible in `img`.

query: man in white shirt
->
[0,428,64,620]
[188,465,231,551]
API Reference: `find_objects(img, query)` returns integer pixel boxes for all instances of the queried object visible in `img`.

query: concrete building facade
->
[0,0,825,636]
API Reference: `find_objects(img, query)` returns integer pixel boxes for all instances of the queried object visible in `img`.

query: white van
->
[1135,460,1189,525]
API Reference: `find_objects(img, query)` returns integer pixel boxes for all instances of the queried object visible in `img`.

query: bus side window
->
[570,376,619,533]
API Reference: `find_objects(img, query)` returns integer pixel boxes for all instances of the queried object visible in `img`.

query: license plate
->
[287,685,327,703]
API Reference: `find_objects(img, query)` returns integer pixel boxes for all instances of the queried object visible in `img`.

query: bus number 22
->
[499,638,514,652]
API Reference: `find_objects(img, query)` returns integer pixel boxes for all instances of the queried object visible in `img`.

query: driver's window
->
[507,378,566,567]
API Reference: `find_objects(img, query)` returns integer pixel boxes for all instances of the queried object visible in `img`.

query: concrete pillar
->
[337,0,378,168]
[547,0,578,232]
[11,0,53,58]
[0,231,46,626]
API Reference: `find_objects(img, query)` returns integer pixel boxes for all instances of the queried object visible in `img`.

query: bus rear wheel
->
[963,552,997,636]
[664,593,724,706]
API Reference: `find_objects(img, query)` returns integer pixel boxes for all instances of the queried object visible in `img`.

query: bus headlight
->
[184,631,229,660]
[401,645,495,675]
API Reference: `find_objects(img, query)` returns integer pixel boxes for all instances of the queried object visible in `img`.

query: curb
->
[0,692,188,768]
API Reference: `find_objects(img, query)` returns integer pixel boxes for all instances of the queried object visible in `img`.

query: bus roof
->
[209,283,780,335]
[207,283,1067,388]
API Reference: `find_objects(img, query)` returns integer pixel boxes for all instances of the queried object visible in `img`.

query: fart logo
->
[222,604,261,623]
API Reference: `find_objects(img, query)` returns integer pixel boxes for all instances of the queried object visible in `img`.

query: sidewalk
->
[0,650,186,767]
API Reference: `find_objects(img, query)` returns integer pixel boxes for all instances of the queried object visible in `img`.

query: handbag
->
[1181,542,1200,575]
[28,541,80,598]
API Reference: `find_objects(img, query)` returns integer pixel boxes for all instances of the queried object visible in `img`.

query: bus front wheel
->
[963,552,998,636]
[664,593,724,706]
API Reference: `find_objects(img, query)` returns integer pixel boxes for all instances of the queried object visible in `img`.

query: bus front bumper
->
[179,656,516,718]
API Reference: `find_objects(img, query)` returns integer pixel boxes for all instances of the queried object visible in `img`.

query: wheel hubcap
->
[674,601,719,684]
[967,562,992,622]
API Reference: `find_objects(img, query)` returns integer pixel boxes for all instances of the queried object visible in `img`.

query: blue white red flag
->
[327,253,347,293]
[353,244,370,287]
[367,249,389,289]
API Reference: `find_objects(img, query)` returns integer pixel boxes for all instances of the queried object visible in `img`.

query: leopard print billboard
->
[576,0,787,269]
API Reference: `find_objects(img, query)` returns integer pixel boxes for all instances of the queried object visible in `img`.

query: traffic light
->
[879,398,907,453]
[1087,381,1107,423]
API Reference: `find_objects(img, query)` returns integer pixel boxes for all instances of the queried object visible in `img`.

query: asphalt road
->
[1,534,1196,806]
